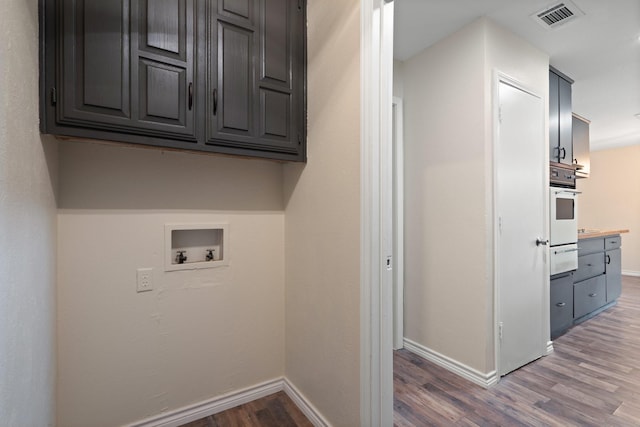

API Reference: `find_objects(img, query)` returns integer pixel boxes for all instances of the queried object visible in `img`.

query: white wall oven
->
[549,163,579,275]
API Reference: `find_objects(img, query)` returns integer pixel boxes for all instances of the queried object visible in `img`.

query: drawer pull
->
[556,302,566,307]
[589,293,597,297]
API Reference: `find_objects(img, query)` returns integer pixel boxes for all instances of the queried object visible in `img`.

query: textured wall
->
[0,0,58,425]
[403,18,548,374]
[57,142,286,427]
[283,0,361,425]
[578,144,640,274]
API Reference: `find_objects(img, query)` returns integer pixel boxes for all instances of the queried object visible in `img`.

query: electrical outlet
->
[136,268,153,292]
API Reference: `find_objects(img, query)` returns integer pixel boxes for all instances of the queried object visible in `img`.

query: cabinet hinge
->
[499,322,503,342]
[298,133,302,145]
[498,106,502,123]
[50,87,57,106]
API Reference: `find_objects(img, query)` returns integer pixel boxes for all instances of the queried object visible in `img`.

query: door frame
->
[492,71,552,377]
[392,96,404,350]
[360,0,394,425]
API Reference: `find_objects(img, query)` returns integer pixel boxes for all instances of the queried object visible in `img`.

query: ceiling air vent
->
[532,1,585,29]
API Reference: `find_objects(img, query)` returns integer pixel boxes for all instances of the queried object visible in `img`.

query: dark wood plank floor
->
[180,391,313,427]
[183,276,640,426]
[394,275,640,426]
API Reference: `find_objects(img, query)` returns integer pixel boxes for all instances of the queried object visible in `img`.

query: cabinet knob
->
[589,293,597,298]
[556,302,566,307]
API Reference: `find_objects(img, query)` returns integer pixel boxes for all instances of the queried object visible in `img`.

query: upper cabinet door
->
[131,0,197,139]
[207,0,306,159]
[207,0,258,145]
[59,0,132,127]
[557,76,573,166]
[258,0,306,157]
[57,0,196,140]
[549,70,559,162]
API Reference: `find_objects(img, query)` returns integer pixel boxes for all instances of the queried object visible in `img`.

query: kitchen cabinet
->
[572,114,590,178]
[605,237,622,302]
[549,67,573,166]
[40,0,307,162]
[551,233,624,339]
[550,272,574,339]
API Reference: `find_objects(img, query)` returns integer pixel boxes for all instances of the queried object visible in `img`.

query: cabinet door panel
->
[146,0,181,54]
[606,248,622,302]
[550,273,574,339]
[220,0,252,21]
[132,0,196,138]
[261,88,290,138]
[558,76,573,165]
[574,275,606,319]
[549,71,559,162]
[262,0,289,84]
[139,60,185,124]
[207,20,255,143]
[60,0,131,124]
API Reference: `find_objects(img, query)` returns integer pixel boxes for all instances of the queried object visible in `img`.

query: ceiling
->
[394,0,640,150]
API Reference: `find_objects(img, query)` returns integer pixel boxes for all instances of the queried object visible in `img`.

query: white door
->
[496,78,547,376]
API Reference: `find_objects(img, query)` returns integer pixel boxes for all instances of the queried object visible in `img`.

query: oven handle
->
[553,248,579,254]
[553,189,582,195]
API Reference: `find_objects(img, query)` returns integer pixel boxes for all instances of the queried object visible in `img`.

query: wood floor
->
[179,391,313,427]
[183,275,640,426]
[394,275,640,426]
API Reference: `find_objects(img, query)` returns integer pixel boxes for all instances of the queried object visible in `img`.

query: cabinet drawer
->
[578,238,604,256]
[550,273,574,338]
[574,252,605,283]
[605,235,621,250]
[574,275,606,319]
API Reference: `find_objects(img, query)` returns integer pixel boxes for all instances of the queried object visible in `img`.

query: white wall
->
[403,18,548,375]
[578,144,640,275]
[0,0,58,425]
[57,142,285,427]
[283,0,361,424]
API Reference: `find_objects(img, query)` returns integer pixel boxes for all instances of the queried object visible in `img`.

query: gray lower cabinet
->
[606,237,622,302]
[574,275,606,319]
[550,272,574,339]
[551,234,623,338]
[40,0,307,162]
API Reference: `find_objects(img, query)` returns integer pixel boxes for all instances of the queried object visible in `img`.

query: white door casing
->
[494,75,549,376]
[360,0,394,426]
[392,97,404,350]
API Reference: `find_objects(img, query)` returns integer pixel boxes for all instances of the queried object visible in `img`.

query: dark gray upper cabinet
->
[206,0,304,157]
[40,0,307,162]
[572,113,590,178]
[549,68,573,166]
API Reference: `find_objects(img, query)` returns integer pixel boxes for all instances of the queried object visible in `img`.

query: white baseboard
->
[546,340,554,355]
[404,338,498,388]
[283,378,331,427]
[126,377,330,427]
[622,270,640,277]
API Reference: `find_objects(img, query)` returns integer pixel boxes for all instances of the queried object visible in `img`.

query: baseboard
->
[622,270,640,277]
[283,378,331,427]
[546,340,554,355]
[404,338,498,388]
[126,378,284,427]
[126,377,331,427]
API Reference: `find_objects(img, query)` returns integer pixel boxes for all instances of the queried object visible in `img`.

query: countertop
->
[577,229,630,240]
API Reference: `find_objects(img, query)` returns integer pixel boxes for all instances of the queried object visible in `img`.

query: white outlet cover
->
[136,268,153,292]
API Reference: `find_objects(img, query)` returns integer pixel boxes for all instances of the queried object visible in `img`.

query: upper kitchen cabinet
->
[206,0,306,158]
[39,0,307,162]
[549,67,573,166]
[572,113,590,177]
